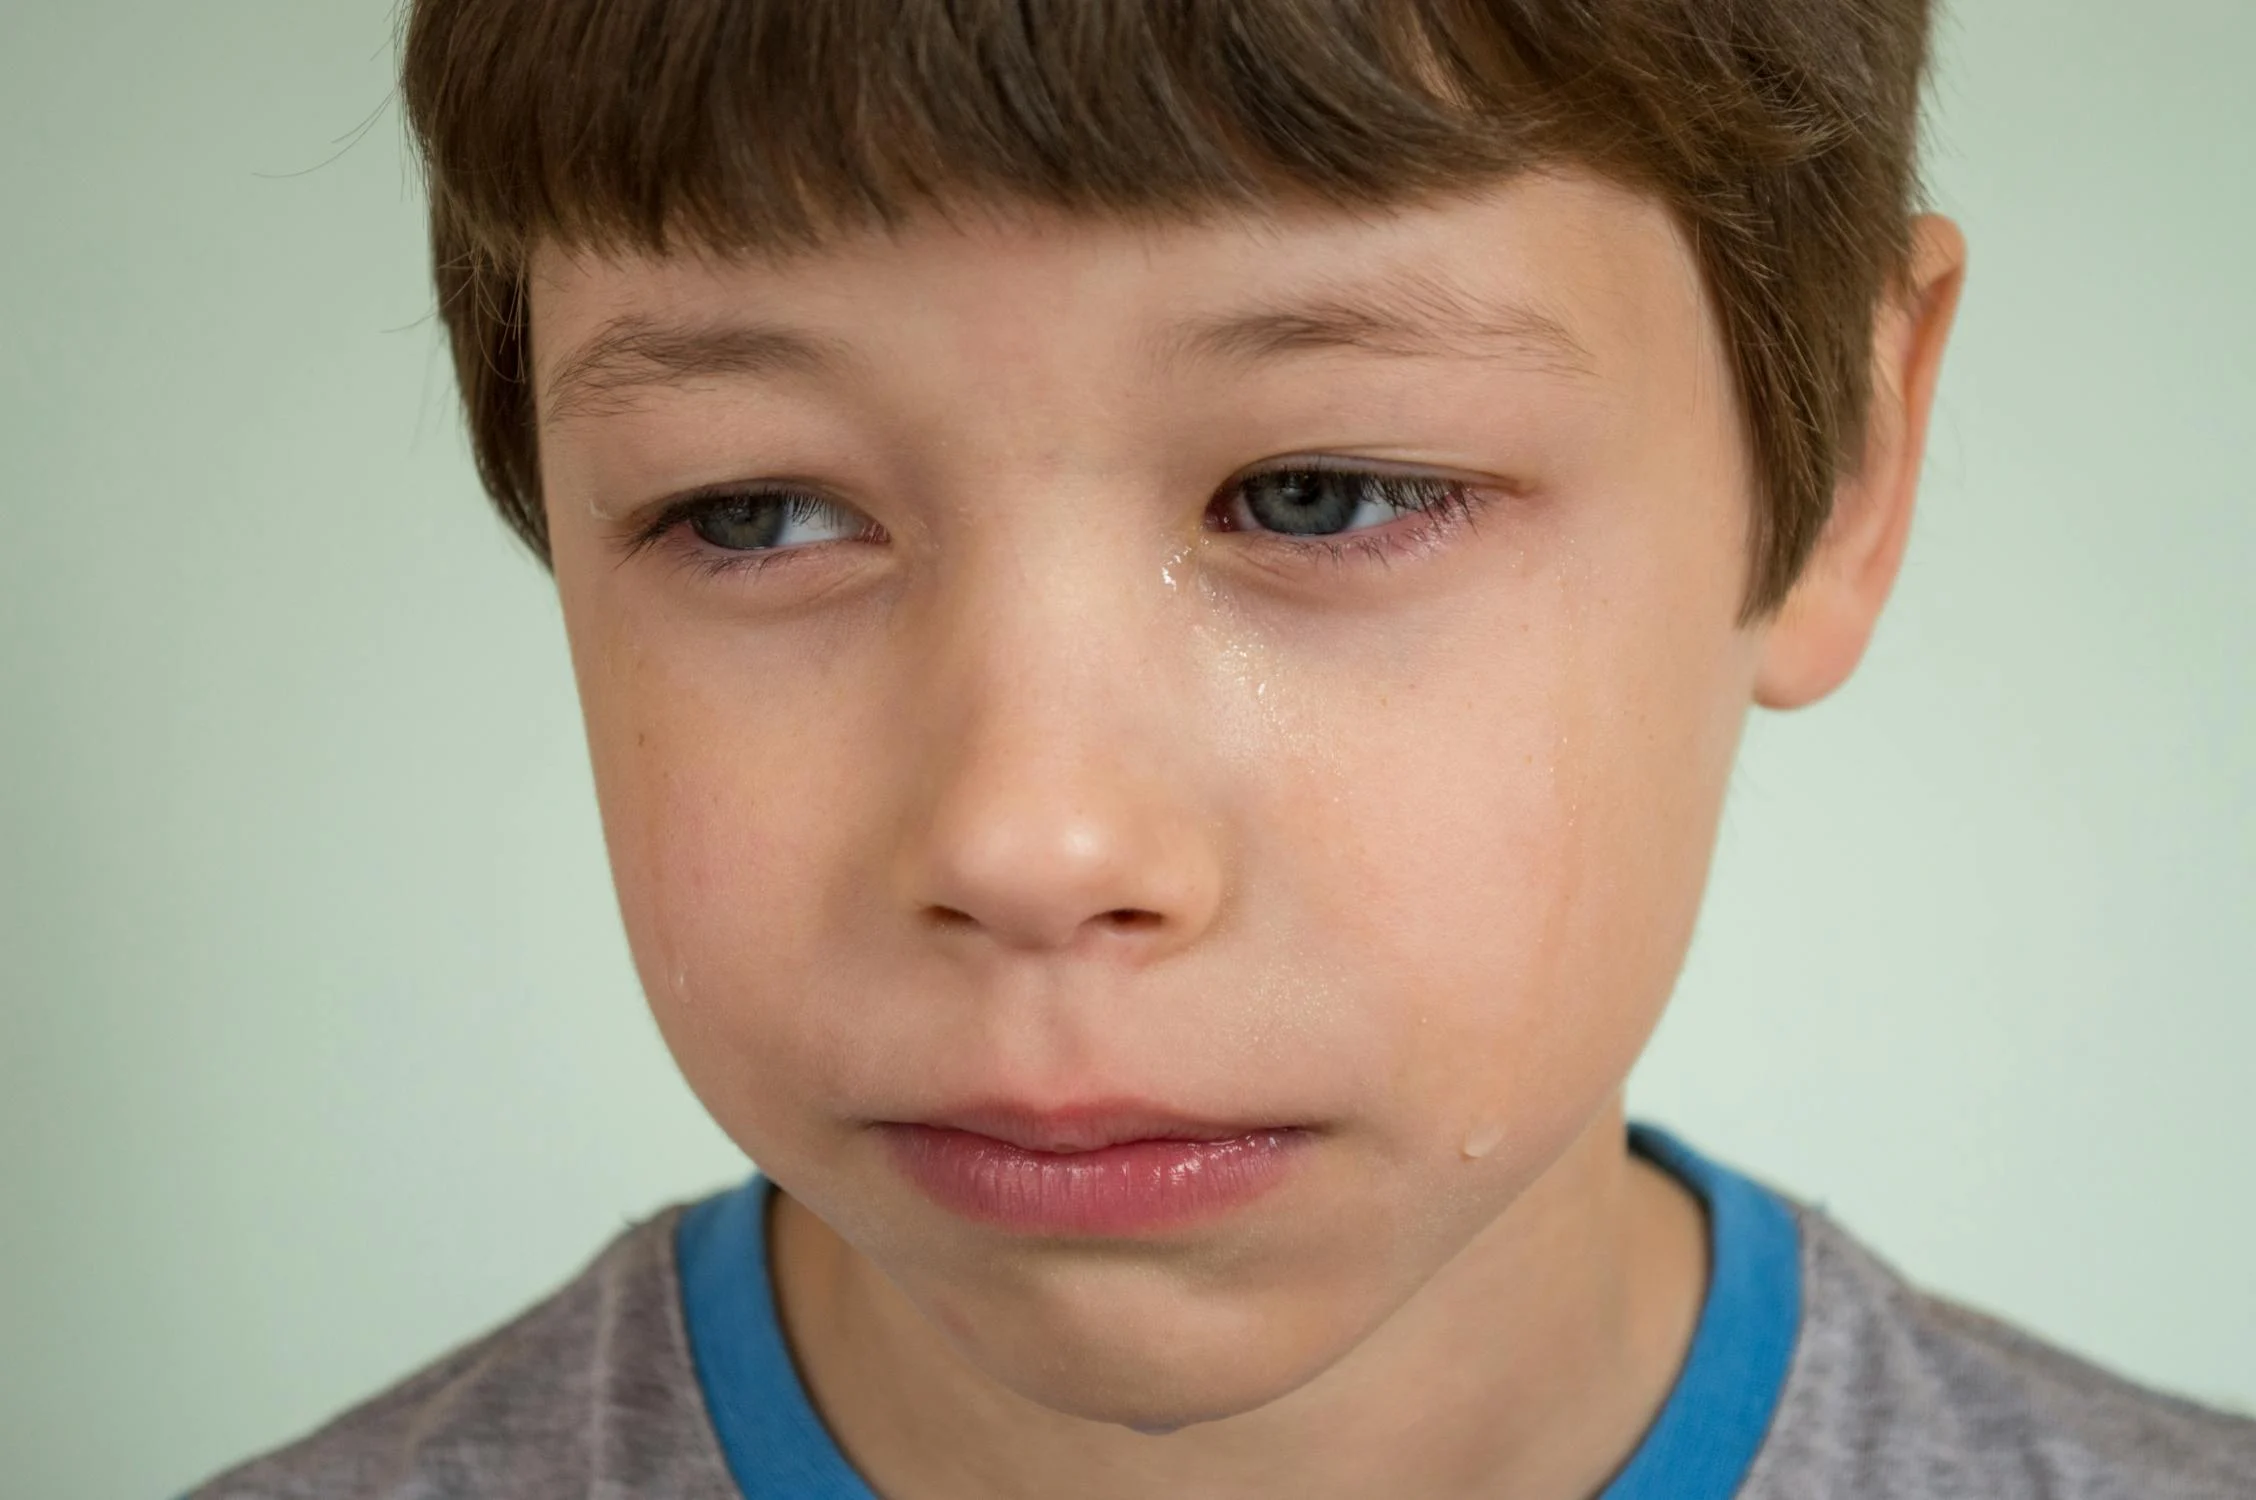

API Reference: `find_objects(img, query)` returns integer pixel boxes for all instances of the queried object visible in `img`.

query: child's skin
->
[530,166,1965,1499]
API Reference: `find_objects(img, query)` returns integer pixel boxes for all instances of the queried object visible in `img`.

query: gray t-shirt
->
[184,1132,2256,1498]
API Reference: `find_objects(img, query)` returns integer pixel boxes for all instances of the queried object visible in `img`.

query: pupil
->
[691,497,787,551]
[1242,471,1363,536]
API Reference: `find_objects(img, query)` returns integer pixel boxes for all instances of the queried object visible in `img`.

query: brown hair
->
[401,0,1933,617]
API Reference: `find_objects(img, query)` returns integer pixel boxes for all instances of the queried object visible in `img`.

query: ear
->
[1755,216,1968,709]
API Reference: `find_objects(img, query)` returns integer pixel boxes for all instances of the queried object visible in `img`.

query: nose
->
[889,558,1228,966]
[914,769,1216,956]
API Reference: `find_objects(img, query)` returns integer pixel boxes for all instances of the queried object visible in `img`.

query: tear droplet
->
[1159,542,1192,591]
[1461,1123,1505,1160]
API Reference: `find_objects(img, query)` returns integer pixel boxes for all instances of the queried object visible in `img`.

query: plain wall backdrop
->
[2,1,2250,1493]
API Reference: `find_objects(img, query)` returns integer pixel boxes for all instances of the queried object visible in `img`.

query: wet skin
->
[529,168,1965,1500]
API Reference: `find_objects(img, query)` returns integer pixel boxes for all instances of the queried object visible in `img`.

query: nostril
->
[919,905,1161,939]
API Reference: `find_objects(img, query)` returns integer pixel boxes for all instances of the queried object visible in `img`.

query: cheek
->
[1284,559,1752,1152]
[567,604,863,1147]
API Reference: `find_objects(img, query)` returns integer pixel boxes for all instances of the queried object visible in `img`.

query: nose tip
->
[909,780,1220,959]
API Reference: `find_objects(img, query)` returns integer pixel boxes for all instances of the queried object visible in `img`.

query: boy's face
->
[531,169,1834,1425]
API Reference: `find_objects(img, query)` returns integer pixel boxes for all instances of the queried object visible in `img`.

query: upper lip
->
[894,1101,1292,1154]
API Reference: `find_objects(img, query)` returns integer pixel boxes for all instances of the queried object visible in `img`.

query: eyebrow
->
[540,270,1595,421]
[1160,270,1597,377]
[541,317,849,421]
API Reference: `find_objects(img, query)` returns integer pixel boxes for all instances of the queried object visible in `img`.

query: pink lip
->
[879,1105,1308,1235]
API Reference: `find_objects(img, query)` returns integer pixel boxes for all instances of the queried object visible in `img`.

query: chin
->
[972,1326,1341,1433]
[912,1253,1370,1431]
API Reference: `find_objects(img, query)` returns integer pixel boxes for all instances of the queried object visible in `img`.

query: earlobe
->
[1755,216,1969,710]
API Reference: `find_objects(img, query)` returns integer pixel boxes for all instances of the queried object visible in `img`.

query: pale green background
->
[1,1,2249,1493]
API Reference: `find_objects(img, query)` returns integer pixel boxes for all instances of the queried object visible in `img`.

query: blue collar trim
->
[675,1178,874,1499]
[1600,1123,1803,1500]
[676,1124,1800,1500]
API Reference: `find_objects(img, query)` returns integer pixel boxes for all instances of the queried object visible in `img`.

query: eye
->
[678,488,868,553]
[1210,464,1487,555]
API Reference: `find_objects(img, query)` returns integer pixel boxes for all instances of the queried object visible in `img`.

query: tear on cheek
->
[1461,1122,1508,1160]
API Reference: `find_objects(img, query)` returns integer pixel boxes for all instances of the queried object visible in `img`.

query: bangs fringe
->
[406,0,1600,260]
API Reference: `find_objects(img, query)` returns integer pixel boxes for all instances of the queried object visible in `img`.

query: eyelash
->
[1212,467,1492,572]
[627,464,1498,581]
[624,488,875,582]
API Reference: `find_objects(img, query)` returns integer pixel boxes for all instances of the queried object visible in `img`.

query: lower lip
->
[881,1124,1307,1236]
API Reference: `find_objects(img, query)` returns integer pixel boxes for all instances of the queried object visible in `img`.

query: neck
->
[771,1099,1707,1500]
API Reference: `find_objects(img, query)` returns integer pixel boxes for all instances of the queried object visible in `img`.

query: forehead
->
[524,170,1714,419]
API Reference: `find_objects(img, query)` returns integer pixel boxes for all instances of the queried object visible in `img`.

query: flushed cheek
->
[582,666,860,1148]
[1440,682,1738,1146]
[1292,641,1736,1166]
[1332,768,1612,1146]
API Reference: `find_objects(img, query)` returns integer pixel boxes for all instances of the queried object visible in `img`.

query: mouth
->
[876,1104,1311,1236]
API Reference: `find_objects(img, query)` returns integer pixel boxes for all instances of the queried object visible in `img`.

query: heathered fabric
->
[186,1192,2256,1500]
